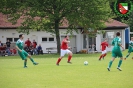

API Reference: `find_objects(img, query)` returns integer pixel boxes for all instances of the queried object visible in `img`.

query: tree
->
[126,11,133,32]
[0,0,113,53]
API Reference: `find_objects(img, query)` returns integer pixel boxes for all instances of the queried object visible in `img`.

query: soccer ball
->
[84,61,88,65]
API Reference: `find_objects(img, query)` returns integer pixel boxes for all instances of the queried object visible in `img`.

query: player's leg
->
[102,50,107,59]
[18,51,28,68]
[99,51,104,60]
[67,49,73,63]
[24,59,27,68]
[124,52,131,60]
[23,50,38,65]
[107,57,115,71]
[117,52,123,71]
[56,49,65,65]
[107,51,116,71]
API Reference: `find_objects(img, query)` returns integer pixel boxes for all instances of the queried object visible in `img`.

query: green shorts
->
[112,50,123,58]
[128,49,133,53]
[18,50,29,60]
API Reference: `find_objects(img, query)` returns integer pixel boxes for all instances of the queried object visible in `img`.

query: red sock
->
[56,58,61,64]
[99,55,103,60]
[103,53,107,57]
[68,55,72,62]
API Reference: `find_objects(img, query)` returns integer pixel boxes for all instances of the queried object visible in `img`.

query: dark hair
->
[19,34,23,38]
[116,32,120,36]
[65,36,67,38]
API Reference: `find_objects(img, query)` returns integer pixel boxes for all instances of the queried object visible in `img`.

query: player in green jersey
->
[16,34,38,68]
[107,32,124,71]
[124,37,133,60]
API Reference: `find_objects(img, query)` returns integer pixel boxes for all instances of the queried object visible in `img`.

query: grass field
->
[0,50,133,88]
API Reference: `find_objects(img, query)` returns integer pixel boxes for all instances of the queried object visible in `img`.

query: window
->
[6,38,13,42]
[42,38,47,42]
[83,35,96,48]
[14,38,19,42]
[49,38,54,41]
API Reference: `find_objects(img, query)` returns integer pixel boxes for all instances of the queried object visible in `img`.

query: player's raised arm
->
[15,45,22,52]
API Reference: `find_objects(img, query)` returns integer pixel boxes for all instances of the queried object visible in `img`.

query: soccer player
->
[56,36,73,66]
[16,34,38,68]
[107,32,124,71]
[99,38,109,60]
[124,37,133,60]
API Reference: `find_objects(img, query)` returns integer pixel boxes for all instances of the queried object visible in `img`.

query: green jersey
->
[129,41,133,49]
[112,37,121,51]
[16,39,24,50]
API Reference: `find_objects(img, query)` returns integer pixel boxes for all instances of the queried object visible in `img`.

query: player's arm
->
[64,39,70,43]
[15,45,22,52]
[100,44,102,51]
[111,39,114,46]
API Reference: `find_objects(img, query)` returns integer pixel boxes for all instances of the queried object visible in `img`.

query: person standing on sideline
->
[32,40,38,55]
[107,32,124,71]
[16,34,38,68]
[124,37,133,60]
[6,40,11,48]
[37,44,43,55]
[25,38,31,48]
[56,36,73,66]
[99,39,109,60]
[6,40,11,56]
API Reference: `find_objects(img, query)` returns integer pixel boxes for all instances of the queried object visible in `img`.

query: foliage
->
[0,0,114,53]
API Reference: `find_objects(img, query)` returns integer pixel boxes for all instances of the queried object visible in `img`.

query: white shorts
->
[61,49,71,56]
[102,50,107,54]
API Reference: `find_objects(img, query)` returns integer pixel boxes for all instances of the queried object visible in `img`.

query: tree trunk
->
[86,34,89,54]
[55,19,60,53]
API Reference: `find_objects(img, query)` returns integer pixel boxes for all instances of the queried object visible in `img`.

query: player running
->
[56,36,73,66]
[16,34,38,68]
[107,32,124,71]
[124,37,133,60]
[99,38,109,60]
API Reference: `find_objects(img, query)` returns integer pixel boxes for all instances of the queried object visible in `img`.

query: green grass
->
[0,50,133,88]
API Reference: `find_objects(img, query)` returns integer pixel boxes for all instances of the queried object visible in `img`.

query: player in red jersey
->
[56,36,73,66]
[99,38,109,60]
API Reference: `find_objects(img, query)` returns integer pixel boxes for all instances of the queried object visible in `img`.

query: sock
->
[68,55,72,62]
[56,58,61,64]
[103,53,107,58]
[30,58,35,63]
[99,55,103,60]
[24,60,27,67]
[126,53,130,58]
[108,60,113,68]
[118,60,122,68]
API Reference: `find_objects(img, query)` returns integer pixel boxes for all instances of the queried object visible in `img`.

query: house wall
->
[0,29,83,53]
[0,28,127,53]
[96,29,126,52]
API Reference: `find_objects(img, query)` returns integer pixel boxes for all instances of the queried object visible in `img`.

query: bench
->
[46,47,57,54]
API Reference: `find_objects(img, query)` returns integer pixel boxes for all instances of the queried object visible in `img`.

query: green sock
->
[108,60,113,68]
[30,58,35,63]
[118,60,122,68]
[126,53,130,58]
[24,61,27,67]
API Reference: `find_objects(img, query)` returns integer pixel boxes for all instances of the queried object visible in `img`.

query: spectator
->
[6,40,11,48]
[0,41,3,46]
[1,45,7,56]
[24,44,30,54]
[32,40,37,49]
[25,38,31,48]
[37,44,43,55]
[32,40,38,55]
[29,43,34,55]
[5,45,11,56]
